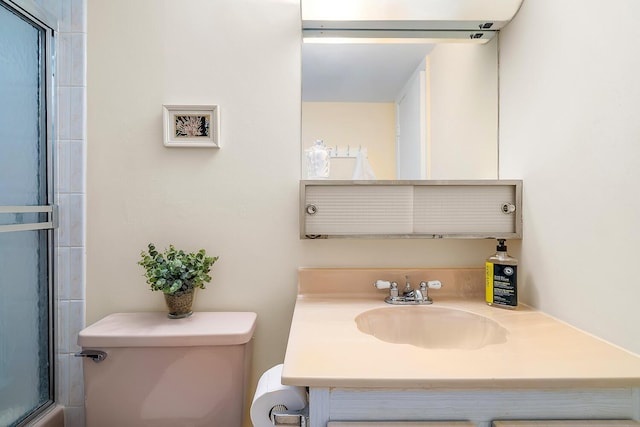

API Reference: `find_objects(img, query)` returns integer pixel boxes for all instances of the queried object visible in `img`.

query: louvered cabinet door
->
[302,184,414,238]
[413,183,520,238]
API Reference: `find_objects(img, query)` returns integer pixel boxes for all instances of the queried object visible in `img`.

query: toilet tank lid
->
[78,312,257,348]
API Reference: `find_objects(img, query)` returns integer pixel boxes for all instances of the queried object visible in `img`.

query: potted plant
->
[138,243,219,318]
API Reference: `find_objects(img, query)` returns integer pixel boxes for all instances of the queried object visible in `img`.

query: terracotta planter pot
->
[164,288,195,319]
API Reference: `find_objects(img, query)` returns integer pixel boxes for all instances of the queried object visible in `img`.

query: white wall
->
[396,63,426,180]
[87,1,500,424]
[500,0,640,354]
[429,38,498,180]
[87,0,301,395]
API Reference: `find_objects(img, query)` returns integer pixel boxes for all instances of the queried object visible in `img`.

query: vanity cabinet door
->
[328,423,475,427]
[492,421,640,427]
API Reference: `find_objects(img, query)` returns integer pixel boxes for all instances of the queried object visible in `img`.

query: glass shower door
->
[0,2,55,425]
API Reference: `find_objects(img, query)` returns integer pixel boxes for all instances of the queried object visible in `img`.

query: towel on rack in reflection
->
[352,149,376,180]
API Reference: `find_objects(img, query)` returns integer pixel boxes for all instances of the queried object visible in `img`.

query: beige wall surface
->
[499,0,640,354]
[86,0,499,422]
[302,102,396,179]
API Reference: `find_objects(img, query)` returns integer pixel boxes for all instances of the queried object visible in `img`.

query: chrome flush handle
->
[75,350,107,363]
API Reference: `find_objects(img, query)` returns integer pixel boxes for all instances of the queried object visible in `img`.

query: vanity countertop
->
[281,268,640,389]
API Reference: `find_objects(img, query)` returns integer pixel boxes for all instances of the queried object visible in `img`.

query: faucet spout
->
[402,275,413,296]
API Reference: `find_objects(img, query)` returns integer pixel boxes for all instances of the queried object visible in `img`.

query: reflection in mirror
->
[301,38,498,181]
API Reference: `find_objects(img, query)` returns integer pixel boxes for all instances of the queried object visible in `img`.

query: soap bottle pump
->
[485,239,518,309]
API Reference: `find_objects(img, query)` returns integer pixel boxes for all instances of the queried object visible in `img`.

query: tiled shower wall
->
[34,0,87,424]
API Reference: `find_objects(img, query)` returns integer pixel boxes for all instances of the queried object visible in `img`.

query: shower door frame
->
[0,0,58,424]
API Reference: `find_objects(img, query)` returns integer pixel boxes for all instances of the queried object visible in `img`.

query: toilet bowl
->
[77,311,257,427]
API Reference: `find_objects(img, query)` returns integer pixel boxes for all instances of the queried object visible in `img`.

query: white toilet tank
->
[77,312,257,427]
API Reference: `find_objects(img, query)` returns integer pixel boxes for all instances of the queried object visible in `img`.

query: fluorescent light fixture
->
[302,29,495,44]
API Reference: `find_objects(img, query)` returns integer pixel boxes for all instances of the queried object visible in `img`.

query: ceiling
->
[302,43,435,103]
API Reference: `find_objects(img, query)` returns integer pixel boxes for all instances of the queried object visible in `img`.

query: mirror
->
[301,37,498,180]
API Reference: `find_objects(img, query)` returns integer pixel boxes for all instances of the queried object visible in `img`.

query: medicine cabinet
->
[300,180,522,239]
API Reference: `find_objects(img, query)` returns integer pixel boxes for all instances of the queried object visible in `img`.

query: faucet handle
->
[374,280,392,289]
[419,280,442,290]
[375,280,399,300]
[374,280,399,291]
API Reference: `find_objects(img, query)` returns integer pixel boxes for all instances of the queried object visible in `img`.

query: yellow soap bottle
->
[485,239,518,309]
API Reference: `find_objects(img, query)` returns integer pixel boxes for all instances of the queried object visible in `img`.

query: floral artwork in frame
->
[163,105,220,147]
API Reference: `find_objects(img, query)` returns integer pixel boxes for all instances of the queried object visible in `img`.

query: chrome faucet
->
[374,276,442,305]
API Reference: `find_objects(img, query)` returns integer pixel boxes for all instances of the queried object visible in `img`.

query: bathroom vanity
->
[282,269,640,427]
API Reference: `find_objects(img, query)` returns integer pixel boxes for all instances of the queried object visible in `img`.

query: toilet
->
[77,311,257,427]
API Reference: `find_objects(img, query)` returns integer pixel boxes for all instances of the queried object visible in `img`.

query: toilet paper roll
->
[250,364,307,427]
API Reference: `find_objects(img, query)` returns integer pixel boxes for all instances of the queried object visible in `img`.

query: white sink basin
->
[355,306,508,350]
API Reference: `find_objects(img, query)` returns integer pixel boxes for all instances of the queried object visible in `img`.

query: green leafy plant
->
[138,243,219,295]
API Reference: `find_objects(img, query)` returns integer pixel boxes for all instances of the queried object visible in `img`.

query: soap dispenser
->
[485,239,518,309]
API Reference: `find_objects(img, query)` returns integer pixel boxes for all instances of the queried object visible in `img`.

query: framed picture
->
[163,105,220,148]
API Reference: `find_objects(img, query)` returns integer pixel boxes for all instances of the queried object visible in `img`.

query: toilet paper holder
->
[270,404,309,426]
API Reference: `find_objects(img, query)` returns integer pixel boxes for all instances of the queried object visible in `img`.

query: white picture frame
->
[163,104,220,148]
